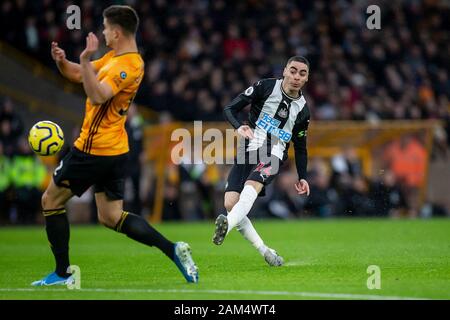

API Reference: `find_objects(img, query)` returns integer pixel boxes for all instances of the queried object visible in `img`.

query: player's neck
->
[113,38,138,56]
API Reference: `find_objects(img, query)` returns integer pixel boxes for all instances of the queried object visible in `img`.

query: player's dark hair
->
[103,5,139,35]
[286,56,310,70]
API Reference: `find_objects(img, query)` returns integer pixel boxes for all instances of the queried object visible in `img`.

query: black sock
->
[115,211,175,260]
[43,208,70,278]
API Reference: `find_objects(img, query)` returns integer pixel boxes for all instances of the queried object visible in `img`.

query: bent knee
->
[97,210,114,228]
[41,191,49,209]
[41,190,61,210]
[97,209,122,229]
[224,199,238,212]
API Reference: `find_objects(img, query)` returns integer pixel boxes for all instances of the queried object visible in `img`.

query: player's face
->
[282,61,309,93]
[102,18,117,48]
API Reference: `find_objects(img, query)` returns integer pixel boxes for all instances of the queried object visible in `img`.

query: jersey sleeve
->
[223,95,250,129]
[291,105,310,180]
[238,79,273,103]
[223,79,275,129]
[101,60,142,95]
[91,51,114,72]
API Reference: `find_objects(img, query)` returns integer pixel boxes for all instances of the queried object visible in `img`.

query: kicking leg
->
[95,192,198,283]
[213,180,263,246]
[220,191,283,266]
[227,180,263,231]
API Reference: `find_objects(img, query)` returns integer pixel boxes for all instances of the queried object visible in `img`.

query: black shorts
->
[225,151,283,197]
[53,147,128,200]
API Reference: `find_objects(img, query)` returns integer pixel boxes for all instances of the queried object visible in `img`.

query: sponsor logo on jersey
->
[120,71,127,79]
[297,130,307,137]
[256,112,292,142]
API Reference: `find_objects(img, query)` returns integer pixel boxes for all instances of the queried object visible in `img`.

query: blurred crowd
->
[0,95,448,224]
[0,98,46,224]
[2,0,449,123]
[165,137,447,221]
[1,0,450,223]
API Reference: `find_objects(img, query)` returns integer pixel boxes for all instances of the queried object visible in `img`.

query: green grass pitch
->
[1,218,449,300]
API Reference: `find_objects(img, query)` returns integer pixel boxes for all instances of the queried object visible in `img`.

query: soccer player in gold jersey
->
[32,5,198,286]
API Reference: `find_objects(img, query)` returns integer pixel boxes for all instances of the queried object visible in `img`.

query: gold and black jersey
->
[74,50,144,156]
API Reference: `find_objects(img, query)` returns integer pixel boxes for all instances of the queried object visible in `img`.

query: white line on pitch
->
[0,288,432,300]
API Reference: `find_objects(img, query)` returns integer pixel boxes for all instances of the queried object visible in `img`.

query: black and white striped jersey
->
[224,78,310,180]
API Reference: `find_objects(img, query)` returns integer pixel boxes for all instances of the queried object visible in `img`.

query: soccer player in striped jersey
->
[32,5,198,286]
[213,56,311,266]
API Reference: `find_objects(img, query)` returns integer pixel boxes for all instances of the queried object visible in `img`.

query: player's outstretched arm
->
[51,42,82,83]
[292,117,310,196]
[79,33,114,105]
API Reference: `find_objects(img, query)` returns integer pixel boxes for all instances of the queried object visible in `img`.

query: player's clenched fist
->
[237,125,254,140]
[294,179,310,196]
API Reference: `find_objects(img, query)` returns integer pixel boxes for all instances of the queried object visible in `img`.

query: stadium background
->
[1,0,448,225]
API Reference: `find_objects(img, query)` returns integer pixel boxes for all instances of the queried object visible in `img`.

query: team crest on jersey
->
[278,107,288,118]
